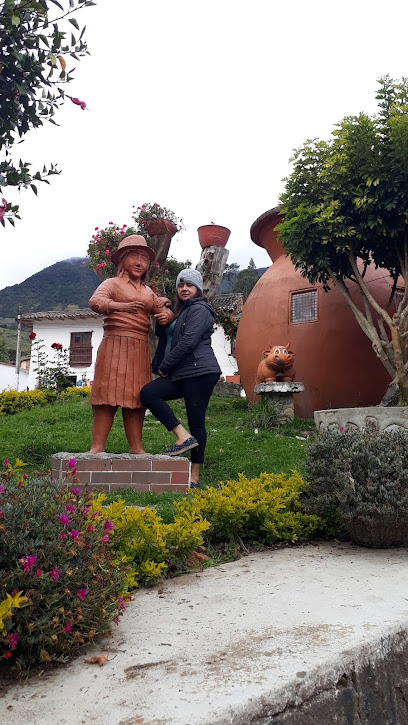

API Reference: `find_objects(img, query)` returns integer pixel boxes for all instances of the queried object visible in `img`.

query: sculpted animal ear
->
[262,349,271,356]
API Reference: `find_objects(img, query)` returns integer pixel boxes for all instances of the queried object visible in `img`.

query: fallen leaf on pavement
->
[84,654,109,667]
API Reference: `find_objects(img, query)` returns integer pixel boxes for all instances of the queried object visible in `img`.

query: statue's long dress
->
[89,277,165,409]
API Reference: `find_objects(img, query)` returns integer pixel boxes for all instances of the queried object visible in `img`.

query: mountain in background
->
[0,257,269,362]
[0,258,269,318]
[0,258,100,318]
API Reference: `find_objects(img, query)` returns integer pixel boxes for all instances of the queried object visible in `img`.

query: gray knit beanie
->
[176,268,203,292]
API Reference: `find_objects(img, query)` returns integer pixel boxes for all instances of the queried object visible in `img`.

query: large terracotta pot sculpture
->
[236,208,392,418]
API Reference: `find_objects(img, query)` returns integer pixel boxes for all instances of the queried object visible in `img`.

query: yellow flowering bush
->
[175,472,321,545]
[0,389,47,416]
[91,496,211,585]
[59,385,91,399]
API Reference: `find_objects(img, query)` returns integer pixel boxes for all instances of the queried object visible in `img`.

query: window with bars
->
[69,331,92,366]
[291,290,317,323]
[393,288,406,312]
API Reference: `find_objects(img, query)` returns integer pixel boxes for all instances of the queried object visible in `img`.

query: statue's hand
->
[122,301,145,313]
[154,310,170,325]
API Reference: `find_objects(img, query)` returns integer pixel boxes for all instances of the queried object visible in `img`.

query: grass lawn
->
[0,395,315,521]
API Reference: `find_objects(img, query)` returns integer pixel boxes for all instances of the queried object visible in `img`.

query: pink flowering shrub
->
[87,204,184,282]
[87,222,137,279]
[0,462,129,673]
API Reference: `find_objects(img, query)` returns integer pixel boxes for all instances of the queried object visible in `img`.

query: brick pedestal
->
[50,453,190,493]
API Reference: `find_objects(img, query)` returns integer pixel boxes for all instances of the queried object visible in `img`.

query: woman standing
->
[88,235,173,454]
[140,268,221,488]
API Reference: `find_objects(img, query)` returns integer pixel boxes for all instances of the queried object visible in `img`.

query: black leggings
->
[140,373,220,464]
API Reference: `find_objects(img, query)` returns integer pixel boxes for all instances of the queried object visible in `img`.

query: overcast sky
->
[1,0,408,291]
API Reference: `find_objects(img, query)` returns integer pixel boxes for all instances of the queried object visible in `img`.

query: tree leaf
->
[69,18,80,30]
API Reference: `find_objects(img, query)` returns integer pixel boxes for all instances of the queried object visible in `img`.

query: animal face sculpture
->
[256,344,296,383]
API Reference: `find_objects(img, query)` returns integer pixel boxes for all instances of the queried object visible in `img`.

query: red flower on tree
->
[70,96,86,110]
[29,331,36,340]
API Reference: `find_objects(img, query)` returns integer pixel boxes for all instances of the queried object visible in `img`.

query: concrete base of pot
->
[314,406,408,432]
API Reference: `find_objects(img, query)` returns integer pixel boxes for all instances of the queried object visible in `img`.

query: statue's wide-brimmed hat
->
[111,235,156,266]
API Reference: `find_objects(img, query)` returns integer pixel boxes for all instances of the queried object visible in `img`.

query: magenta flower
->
[65,504,75,514]
[23,555,37,573]
[59,513,71,526]
[165,269,169,274]
[0,485,3,494]
[367,481,371,487]
[82,506,90,515]
[101,534,109,542]
[59,532,67,541]
[49,568,61,582]
[3,459,9,466]
[69,529,79,539]
[94,227,99,231]
[63,623,72,633]
[34,569,43,578]
[76,589,88,601]
[68,459,77,469]
[105,249,109,255]
[117,596,126,612]
[7,632,19,650]
[87,524,94,532]
[70,96,86,110]
[103,520,114,532]
[0,198,7,223]
[70,487,81,495]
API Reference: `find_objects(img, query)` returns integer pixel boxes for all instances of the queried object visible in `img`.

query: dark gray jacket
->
[158,298,221,382]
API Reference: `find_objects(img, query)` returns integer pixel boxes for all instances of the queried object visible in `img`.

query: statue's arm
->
[152,294,174,325]
[89,280,145,315]
[89,280,115,315]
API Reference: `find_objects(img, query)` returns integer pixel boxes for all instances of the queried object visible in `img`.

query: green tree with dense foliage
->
[0,0,95,225]
[233,258,259,300]
[278,76,408,402]
[0,328,9,362]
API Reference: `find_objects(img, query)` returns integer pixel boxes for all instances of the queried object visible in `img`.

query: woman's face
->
[123,251,150,280]
[177,281,198,301]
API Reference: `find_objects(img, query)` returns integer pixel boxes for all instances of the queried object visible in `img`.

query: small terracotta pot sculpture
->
[256,344,296,383]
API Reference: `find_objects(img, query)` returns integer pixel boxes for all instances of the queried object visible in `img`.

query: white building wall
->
[27,318,104,390]
[0,363,29,392]
[26,318,236,390]
[211,325,237,379]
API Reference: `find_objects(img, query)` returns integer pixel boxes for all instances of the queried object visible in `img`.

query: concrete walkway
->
[1,542,408,725]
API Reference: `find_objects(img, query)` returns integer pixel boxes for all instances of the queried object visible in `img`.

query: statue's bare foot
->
[129,448,146,455]
[89,447,105,454]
